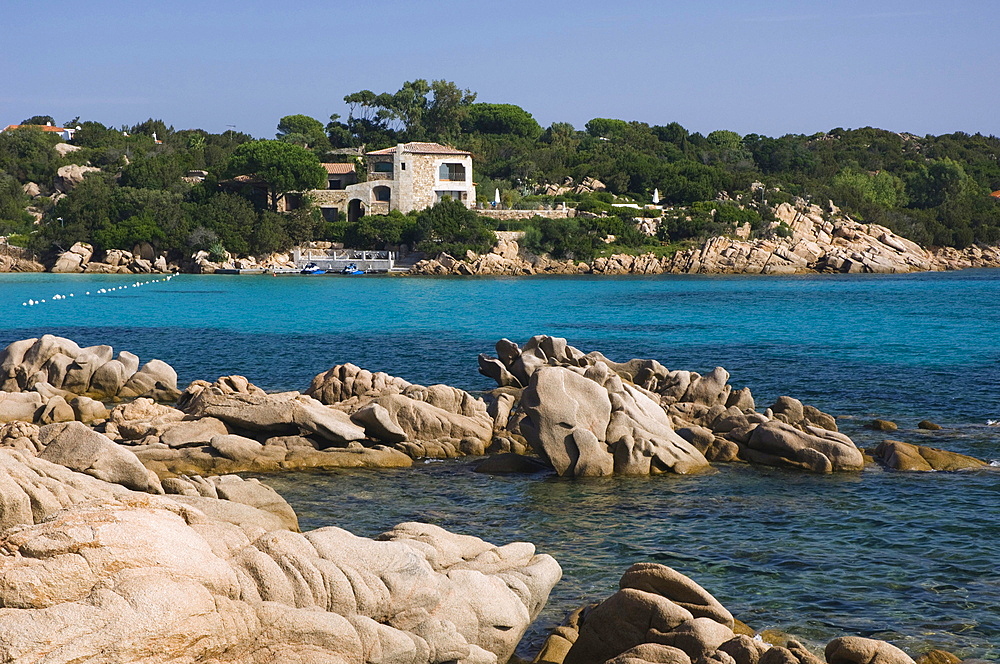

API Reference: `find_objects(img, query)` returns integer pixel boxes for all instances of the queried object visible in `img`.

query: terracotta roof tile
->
[322,163,357,174]
[4,124,68,133]
[366,142,471,156]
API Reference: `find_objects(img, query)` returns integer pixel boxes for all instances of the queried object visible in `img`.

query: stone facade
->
[305,143,476,223]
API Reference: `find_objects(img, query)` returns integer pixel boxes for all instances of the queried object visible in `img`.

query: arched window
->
[439,163,466,181]
[373,186,391,202]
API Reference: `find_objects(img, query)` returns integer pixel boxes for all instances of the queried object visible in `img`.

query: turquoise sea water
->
[1,271,998,658]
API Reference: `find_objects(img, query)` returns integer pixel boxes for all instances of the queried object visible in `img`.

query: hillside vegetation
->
[2,81,998,263]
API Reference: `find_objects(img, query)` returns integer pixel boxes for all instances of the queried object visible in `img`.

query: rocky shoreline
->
[0,334,994,663]
[412,203,1000,276]
[4,201,1000,278]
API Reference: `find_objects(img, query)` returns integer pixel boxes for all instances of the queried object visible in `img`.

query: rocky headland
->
[411,202,1000,276]
[0,334,992,663]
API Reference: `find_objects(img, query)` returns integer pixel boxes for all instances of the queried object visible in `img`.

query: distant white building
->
[2,122,76,141]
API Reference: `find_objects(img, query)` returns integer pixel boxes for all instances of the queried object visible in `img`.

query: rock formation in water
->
[535,563,921,664]
[0,445,561,664]
[0,335,990,480]
[307,362,495,458]
[479,335,864,476]
[871,439,988,472]
[0,335,180,411]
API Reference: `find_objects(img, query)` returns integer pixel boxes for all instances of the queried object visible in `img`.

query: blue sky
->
[2,0,996,139]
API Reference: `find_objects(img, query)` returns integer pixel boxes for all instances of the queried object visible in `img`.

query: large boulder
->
[618,563,733,628]
[118,359,181,401]
[187,390,367,445]
[826,637,915,664]
[520,366,613,476]
[54,164,101,192]
[367,392,493,447]
[742,421,864,473]
[36,421,160,492]
[519,366,708,477]
[0,391,43,423]
[872,440,988,472]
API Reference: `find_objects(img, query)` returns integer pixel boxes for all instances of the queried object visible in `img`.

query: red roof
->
[990,190,1000,198]
[322,163,356,174]
[366,142,471,156]
[4,124,68,133]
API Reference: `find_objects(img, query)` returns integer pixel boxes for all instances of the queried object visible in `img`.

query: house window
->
[401,162,406,170]
[328,178,342,190]
[373,161,393,173]
[373,186,391,202]
[321,207,339,222]
[436,191,466,203]
[439,163,466,181]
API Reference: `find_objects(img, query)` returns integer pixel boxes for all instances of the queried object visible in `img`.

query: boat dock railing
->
[292,248,395,272]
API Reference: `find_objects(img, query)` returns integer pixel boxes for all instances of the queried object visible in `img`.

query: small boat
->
[340,263,365,275]
[300,262,325,275]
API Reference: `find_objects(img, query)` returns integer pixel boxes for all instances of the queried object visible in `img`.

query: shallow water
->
[1,270,998,658]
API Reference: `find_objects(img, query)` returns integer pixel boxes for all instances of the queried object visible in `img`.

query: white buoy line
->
[21,274,177,307]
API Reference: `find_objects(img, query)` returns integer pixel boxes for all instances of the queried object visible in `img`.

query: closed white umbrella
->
[653,188,660,204]
[494,188,501,205]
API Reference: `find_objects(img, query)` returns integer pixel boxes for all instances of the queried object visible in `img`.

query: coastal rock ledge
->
[536,562,930,664]
[0,447,561,664]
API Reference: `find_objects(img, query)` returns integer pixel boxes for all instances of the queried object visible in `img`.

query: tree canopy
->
[223,140,326,210]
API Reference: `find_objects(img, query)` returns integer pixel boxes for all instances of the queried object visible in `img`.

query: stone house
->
[310,142,477,223]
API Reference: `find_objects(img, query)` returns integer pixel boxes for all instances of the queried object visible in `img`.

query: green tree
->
[223,140,326,211]
[462,103,542,138]
[341,80,475,142]
[120,153,188,191]
[586,118,629,139]
[423,79,477,141]
[0,127,61,183]
[250,211,291,254]
[20,115,56,126]
[0,171,31,234]
[411,198,494,255]
[130,118,171,140]
[276,114,330,151]
[832,168,907,208]
[187,192,258,254]
[346,210,416,248]
[906,158,979,209]
[92,211,166,250]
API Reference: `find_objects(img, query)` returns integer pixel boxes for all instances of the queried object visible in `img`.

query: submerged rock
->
[872,440,988,472]
[868,419,898,432]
